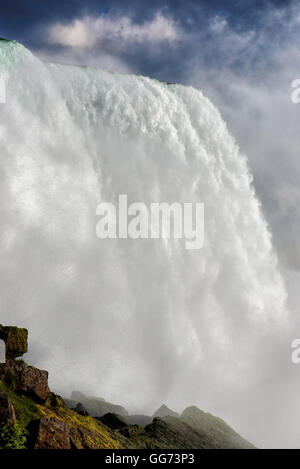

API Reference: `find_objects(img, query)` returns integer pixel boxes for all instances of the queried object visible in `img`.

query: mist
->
[1,1,300,449]
[0,37,290,448]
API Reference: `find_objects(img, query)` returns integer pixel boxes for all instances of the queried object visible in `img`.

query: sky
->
[1,0,300,448]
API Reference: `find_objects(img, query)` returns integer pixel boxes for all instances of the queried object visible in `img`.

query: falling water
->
[0,41,286,421]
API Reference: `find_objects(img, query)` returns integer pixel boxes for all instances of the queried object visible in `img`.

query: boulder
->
[0,324,28,360]
[27,417,71,449]
[0,391,16,424]
[69,424,98,449]
[0,360,50,403]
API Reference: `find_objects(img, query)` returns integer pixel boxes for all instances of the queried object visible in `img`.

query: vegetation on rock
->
[0,325,28,360]
[0,421,28,449]
[0,324,255,449]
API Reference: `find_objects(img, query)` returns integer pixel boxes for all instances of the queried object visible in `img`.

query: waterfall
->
[0,40,286,414]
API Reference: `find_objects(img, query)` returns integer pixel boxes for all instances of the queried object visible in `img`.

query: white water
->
[0,41,287,435]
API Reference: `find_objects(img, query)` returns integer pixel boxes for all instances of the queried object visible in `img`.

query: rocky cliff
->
[0,325,255,449]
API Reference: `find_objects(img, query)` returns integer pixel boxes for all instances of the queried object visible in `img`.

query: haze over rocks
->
[0,324,255,449]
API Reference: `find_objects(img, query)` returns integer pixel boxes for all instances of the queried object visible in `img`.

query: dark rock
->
[99,412,128,430]
[73,402,89,417]
[0,391,16,424]
[119,424,145,438]
[0,360,50,403]
[27,417,71,449]
[152,404,178,419]
[0,324,28,360]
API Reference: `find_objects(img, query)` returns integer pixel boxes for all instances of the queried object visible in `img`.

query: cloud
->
[47,11,182,49]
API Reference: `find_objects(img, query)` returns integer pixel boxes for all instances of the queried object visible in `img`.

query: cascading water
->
[0,41,287,423]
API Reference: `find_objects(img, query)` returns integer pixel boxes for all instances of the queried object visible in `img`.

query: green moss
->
[0,380,40,428]
[38,404,124,449]
[0,380,153,449]
[12,358,27,365]
[0,380,126,448]
[0,325,28,360]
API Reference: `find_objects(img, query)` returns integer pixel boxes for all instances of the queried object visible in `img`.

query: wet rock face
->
[0,324,28,361]
[0,360,50,403]
[27,417,71,449]
[0,391,16,424]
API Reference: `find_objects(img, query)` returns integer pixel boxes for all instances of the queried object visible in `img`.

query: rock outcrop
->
[0,391,16,424]
[0,360,50,403]
[152,404,179,419]
[0,325,255,449]
[99,412,128,430]
[73,402,89,417]
[27,417,71,449]
[0,324,28,361]
[181,406,254,449]
[144,416,208,448]
[119,424,144,438]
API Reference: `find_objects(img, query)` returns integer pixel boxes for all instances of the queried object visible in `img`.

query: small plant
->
[12,358,27,365]
[0,421,28,449]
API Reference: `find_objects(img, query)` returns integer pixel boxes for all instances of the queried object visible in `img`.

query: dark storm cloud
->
[0,2,294,87]
[0,0,293,49]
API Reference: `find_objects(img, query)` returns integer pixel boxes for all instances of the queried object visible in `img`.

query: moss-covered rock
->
[0,324,28,360]
[0,380,129,449]
[0,324,255,450]
[0,380,40,428]
[37,403,124,449]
